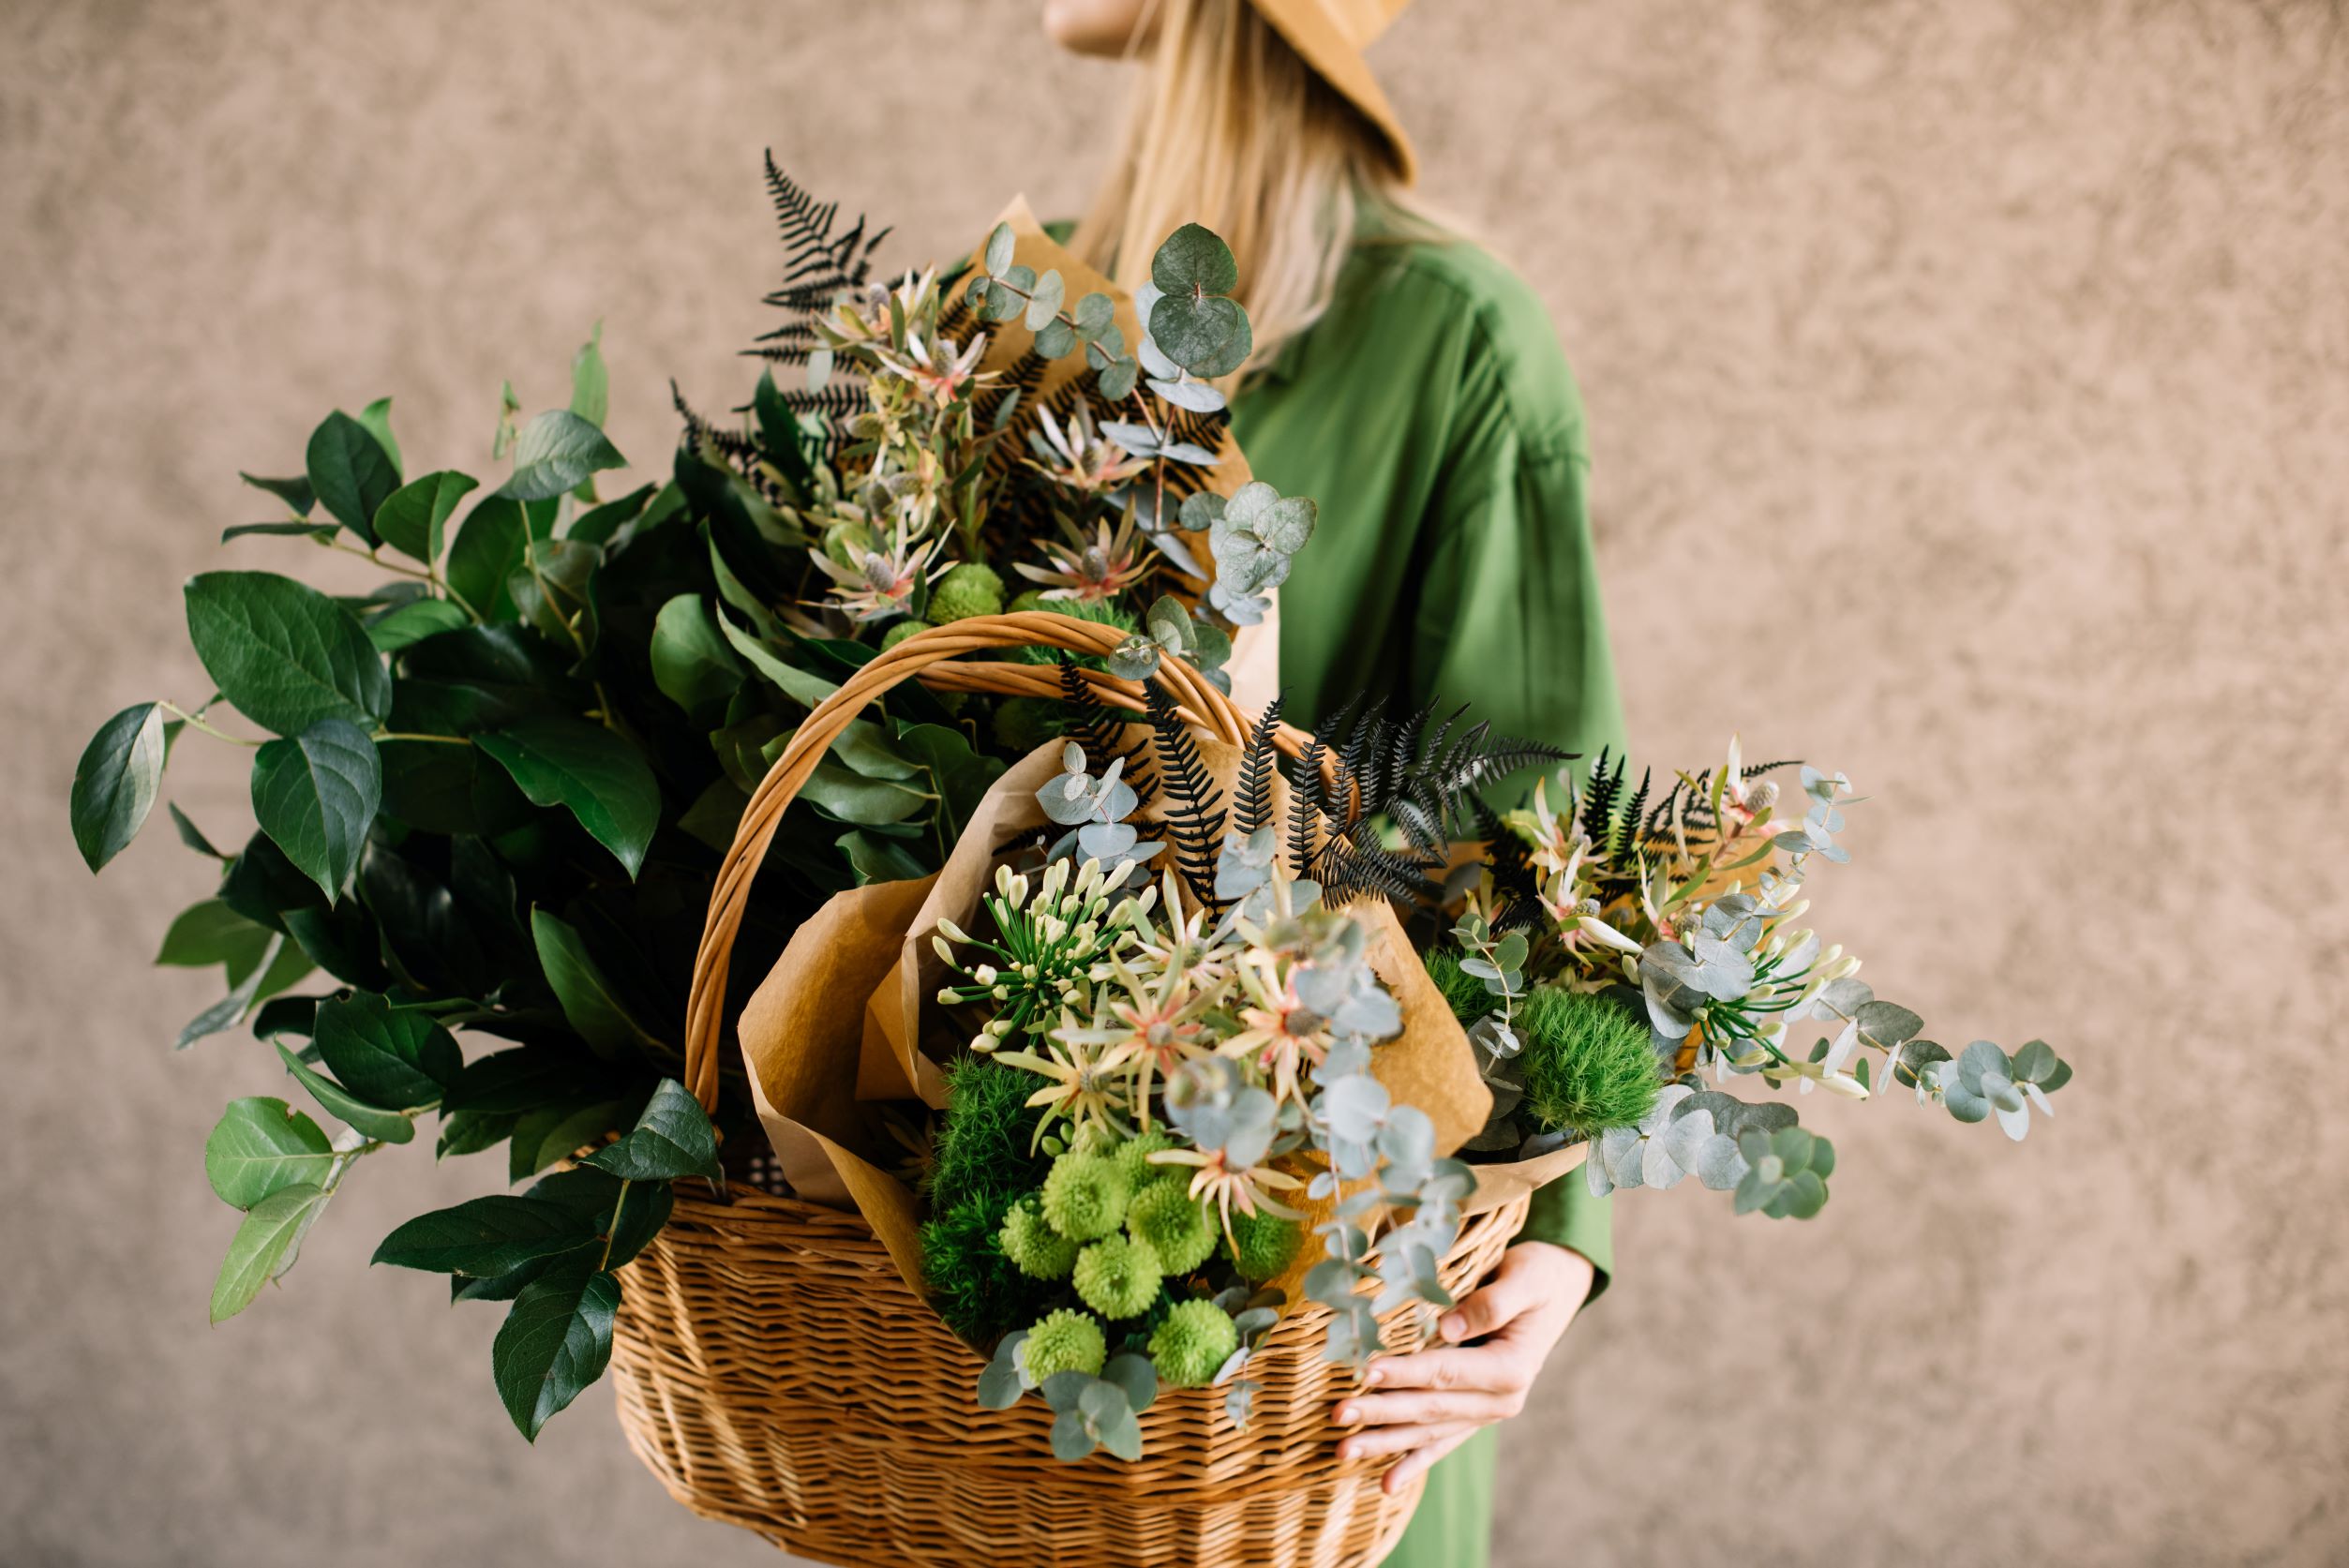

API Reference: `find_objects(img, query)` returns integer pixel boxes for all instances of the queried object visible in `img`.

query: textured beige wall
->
[4,1,2343,1564]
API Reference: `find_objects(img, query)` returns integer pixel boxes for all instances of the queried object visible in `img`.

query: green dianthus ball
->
[1224,1208,1302,1283]
[1113,1129,1181,1190]
[1071,1232,1163,1320]
[1148,1299,1240,1388]
[1126,1179,1216,1275]
[880,619,925,652]
[1016,1307,1106,1382]
[925,562,1006,625]
[1040,1151,1130,1242]
[999,1193,1079,1280]
[1424,946,1496,1024]
[991,695,1068,756]
[1006,592,1138,663]
[1516,985,1663,1137]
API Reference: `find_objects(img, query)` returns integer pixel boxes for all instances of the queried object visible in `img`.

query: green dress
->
[1229,220,1623,1568]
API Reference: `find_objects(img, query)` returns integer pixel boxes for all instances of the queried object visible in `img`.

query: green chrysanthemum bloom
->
[925,561,1006,625]
[1224,1208,1302,1283]
[1040,1151,1130,1242]
[999,1193,1079,1280]
[1016,1307,1106,1382]
[880,619,925,652]
[1113,1129,1181,1190]
[1516,985,1662,1136]
[1071,1232,1163,1320]
[1423,946,1495,1024]
[1126,1178,1216,1275]
[1148,1298,1239,1388]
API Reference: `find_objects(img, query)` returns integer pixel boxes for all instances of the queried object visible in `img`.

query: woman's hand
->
[1332,1241,1596,1494]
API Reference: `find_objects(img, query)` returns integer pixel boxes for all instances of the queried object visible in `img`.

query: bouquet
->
[64,162,1317,1441]
[880,709,2074,1462]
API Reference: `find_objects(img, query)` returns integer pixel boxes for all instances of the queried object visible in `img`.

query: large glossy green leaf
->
[799,757,930,826]
[530,908,661,1057]
[250,720,382,899]
[372,1195,599,1275]
[445,496,527,621]
[176,932,299,1052]
[493,1260,621,1440]
[475,718,659,878]
[210,1182,327,1323]
[569,321,608,429]
[716,609,839,708]
[499,411,625,502]
[355,396,404,480]
[581,1079,720,1183]
[205,1097,336,1209]
[508,1099,628,1182]
[897,723,1006,846]
[275,1039,415,1142]
[312,992,462,1111]
[155,899,315,1001]
[441,1047,594,1114]
[364,597,471,652]
[528,1167,674,1272]
[239,471,315,516]
[184,572,390,737]
[69,702,166,871]
[372,470,478,564]
[305,410,400,545]
[649,593,744,714]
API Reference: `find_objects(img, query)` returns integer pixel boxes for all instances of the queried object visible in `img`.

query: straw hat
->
[1247,0,1419,183]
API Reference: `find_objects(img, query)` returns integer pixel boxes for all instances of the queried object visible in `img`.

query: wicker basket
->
[609,611,1527,1568]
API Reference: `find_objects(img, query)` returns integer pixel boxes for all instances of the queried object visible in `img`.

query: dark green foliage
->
[1516,986,1662,1137]
[1224,1208,1302,1282]
[920,1190,1035,1343]
[1422,946,1492,1025]
[928,1053,1050,1211]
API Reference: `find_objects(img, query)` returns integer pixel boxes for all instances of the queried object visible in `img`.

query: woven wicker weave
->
[609,611,1526,1567]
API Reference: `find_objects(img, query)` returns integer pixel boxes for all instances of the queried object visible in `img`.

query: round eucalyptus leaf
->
[1148,222,1239,296]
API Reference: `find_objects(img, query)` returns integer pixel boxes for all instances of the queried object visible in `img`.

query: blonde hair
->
[1070,0,1443,372]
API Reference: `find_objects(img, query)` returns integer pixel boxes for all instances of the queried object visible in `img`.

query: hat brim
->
[1248,0,1418,185]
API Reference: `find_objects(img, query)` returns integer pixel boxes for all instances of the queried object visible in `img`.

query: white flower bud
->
[935,918,969,945]
[973,964,997,987]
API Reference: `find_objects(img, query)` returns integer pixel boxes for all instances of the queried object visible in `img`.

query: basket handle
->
[681,609,1262,1113]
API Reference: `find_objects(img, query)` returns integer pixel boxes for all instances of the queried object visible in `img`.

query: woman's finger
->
[1338,1418,1476,1463]
[1384,1426,1478,1494]
[1358,1343,1534,1396]
[1336,1387,1522,1428]
[1435,1265,1537,1344]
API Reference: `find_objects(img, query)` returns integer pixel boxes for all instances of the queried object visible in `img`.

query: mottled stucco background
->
[4,1,2343,1564]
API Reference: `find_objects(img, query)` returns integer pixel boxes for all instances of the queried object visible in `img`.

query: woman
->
[1043,1,1625,1562]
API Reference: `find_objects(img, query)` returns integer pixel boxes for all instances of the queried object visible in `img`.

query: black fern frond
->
[673,381,757,469]
[1234,695,1284,835]
[1055,656,1150,792]
[760,153,890,309]
[1285,733,1328,879]
[1579,749,1624,843]
[1610,768,1653,864]
[1312,835,1433,905]
[1144,682,1226,908]
[777,381,870,423]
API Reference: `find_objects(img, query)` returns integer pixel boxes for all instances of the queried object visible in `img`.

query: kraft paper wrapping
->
[743,716,1596,1309]
[970,198,1279,712]
[738,874,938,1291]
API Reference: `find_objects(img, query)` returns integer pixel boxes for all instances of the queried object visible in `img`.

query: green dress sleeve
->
[1408,336,1623,1303]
